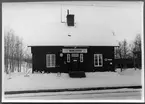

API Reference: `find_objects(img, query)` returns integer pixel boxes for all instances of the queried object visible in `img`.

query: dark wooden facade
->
[30,46,115,73]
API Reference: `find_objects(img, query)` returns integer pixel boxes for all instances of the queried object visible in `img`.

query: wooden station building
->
[28,4,118,75]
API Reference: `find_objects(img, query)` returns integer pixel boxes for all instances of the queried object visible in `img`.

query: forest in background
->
[115,33,142,70]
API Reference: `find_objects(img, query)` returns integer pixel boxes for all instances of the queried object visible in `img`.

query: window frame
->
[80,54,83,62]
[67,54,70,63]
[94,54,103,67]
[46,54,56,68]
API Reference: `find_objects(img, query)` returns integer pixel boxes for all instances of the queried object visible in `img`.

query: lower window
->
[46,54,56,68]
[94,54,103,67]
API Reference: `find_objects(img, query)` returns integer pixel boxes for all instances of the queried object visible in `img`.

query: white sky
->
[2,1,143,46]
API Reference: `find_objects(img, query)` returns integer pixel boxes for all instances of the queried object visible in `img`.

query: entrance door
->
[70,53,80,71]
[71,57,79,71]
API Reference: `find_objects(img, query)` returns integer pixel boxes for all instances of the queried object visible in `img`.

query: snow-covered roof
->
[28,23,118,46]
[8,3,118,47]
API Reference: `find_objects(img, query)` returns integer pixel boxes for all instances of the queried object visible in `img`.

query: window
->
[94,54,103,67]
[80,54,83,62]
[71,54,79,57]
[67,54,70,62]
[46,54,56,67]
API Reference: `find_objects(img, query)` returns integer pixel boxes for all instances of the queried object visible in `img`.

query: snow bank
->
[116,68,141,76]
[4,69,142,92]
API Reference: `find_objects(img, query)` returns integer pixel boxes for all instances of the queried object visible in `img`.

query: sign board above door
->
[62,49,87,53]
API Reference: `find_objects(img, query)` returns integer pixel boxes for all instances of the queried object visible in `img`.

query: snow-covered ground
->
[4,68,142,92]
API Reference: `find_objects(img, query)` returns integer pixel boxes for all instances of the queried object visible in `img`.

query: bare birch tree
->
[4,28,16,73]
[115,39,130,71]
[4,28,25,74]
[131,34,142,69]
[115,39,129,59]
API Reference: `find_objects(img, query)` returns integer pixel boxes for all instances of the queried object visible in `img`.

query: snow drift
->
[4,68,142,92]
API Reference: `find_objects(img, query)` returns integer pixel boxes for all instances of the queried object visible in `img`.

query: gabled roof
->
[10,2,119,47]
[29,23,118,47]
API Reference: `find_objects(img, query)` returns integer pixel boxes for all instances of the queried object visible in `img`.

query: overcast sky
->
[2,1,143,46]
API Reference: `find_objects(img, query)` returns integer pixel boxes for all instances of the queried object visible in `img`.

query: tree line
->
[4,28,32,74]
[115,34,142,70]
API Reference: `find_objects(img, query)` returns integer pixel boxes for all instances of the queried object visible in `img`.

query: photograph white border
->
[1,1,144,102]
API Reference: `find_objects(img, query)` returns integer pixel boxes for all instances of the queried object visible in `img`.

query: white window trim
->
[67,54,70,63]
[46,54,56,68]
[80,54,83,62]
[94,54,103,67]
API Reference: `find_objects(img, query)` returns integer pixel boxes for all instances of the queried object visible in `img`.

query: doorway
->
[67,53,81,71]
[71,56,79,71]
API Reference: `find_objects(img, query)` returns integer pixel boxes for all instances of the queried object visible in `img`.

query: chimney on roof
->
[66,9,74,26]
